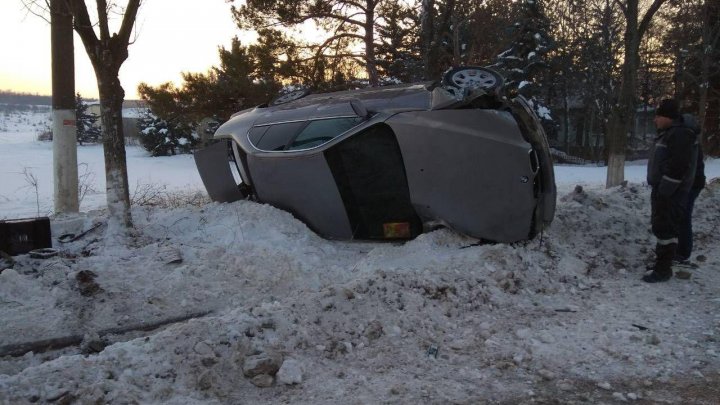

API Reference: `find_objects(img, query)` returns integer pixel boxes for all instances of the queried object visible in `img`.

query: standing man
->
[676,113,706,264]
[644,99,698,283]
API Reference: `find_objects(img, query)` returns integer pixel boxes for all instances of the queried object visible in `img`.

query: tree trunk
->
[606,1,641,188]
[365,0,379,86]
[96,72,132,228]
[707,97,720,156]
[421,0,435,80]
[585,106,595,159]
[594,114,604,163]
[563,82,571,154]
[702,0,720,156]
[452,12,461,65]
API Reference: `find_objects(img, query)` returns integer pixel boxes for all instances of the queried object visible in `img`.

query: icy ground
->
[1,109,720,404]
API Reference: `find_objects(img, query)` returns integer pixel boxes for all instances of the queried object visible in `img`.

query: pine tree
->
[494,0,554,96]
[375,2,422,83]
[494,0,555,138]
[75,93,100,145]
[138,34,286,125]
[137,110,198,157]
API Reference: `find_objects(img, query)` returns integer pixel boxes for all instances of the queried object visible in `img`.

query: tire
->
[442,66,504,93]
[269,88,312,106]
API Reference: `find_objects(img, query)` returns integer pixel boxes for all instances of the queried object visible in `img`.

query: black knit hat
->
[656,99,680,119]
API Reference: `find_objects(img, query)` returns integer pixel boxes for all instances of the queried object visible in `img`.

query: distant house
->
[87,100,147,143]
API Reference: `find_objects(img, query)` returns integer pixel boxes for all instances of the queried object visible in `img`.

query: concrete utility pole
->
[51,0,79,213]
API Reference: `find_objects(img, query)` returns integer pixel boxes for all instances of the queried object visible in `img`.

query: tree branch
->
[68,0,99,58]
[613,0,627,17]
[117,0,141,47]
[297,52,364,62]
[96,0,110,40]
[316,32,366,53]
[342,0,367,13]
[313,12,365,27]
[638,0,667,38]
[20,0,52,24]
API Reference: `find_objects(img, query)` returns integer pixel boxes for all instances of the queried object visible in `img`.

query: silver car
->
[195,67,556,242]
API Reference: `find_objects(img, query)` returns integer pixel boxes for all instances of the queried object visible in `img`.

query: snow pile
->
[1,181,719,403]
[1,107,719,403]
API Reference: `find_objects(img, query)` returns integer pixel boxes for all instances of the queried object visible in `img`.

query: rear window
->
[287,117,364,151]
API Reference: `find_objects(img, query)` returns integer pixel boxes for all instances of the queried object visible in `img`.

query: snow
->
[536,105,553,120]
[122,108,146,119]
[0,109,202,219]
[1,108,720,403]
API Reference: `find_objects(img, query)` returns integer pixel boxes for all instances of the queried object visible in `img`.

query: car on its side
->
[194,67,556,242]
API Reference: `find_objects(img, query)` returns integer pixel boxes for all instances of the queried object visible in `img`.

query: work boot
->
[642,271,672,283]
[643,243,676,283]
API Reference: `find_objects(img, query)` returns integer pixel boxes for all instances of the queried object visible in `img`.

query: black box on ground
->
[0,217,52,255]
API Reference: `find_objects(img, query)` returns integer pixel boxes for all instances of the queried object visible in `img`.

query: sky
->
[0,0,246,100]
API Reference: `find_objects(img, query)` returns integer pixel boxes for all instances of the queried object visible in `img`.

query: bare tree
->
[605,0,667,188]
[70,0,140,228]
[25,0,141,228]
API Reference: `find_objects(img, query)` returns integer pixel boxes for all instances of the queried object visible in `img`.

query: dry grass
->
[130,182,210,209]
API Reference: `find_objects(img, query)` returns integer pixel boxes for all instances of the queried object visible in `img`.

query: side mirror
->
[349,99,369,118]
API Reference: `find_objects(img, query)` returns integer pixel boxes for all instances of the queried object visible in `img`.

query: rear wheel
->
[269,88,312,106]
[442,66,503,93]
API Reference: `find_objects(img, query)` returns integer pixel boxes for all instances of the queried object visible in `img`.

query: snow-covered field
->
[0,109,203,219]
[1,108,720,403]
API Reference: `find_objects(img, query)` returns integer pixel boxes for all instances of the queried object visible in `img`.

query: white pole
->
[51,0,78,214]
[53,109,79,213]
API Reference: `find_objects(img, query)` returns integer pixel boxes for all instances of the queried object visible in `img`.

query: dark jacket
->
[682,113,706,190]
[647,117,697,196]
[694,148,706,190]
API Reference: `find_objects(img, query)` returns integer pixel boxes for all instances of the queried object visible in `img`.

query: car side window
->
[286,117,364,151]
[248,126,269,147]
[250,122,305,151]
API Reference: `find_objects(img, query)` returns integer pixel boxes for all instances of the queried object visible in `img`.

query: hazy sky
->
[0,0,245,99]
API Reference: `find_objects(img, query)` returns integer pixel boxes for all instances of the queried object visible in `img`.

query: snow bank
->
[1,181,719,403]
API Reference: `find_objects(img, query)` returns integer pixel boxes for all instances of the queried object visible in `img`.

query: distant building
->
[87,100,147,143]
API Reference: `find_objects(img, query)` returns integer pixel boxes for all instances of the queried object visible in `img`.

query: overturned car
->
[195,67,556,242]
